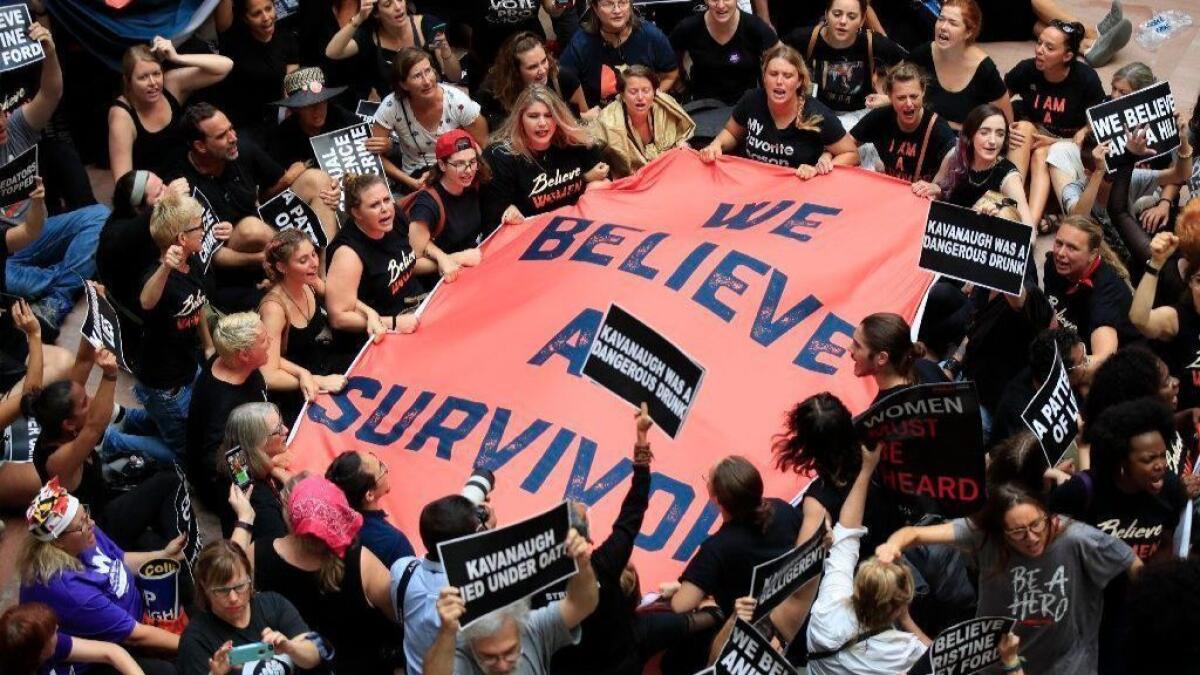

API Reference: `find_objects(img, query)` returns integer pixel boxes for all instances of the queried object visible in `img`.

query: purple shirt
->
[40,632,74,674]
[21,528,142,645]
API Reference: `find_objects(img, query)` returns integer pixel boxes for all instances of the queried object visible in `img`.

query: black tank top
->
[326,219,421,318]
[260,288,333,375]
[947,157,1019,209]
[111,90,186,178]
[254,540,397,674]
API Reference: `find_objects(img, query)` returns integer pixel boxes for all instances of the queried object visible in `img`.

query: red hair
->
[0,603,58,675]
[942,0,982,43]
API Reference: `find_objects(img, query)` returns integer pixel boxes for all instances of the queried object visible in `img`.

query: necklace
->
[279,284,314,323]
[967,160,998,187]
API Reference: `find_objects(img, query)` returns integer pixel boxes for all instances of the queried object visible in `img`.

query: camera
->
[462,468,495,526]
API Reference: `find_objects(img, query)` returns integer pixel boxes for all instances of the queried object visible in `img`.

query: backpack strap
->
[399,186,447,240]
[392,558,420,622]
[806,24,822,61]
[808,627,889,661]
[913,112,939,181]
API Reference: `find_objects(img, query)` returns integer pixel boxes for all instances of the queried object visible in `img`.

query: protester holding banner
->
[477,31,589,129]
[325,173,431,361]
[108,37,234,182]
[805,442,929,674]
[267,67,363,171]
[252,476,398,674]
[185,312,270,513]
[212,0,301,145]
[324,0,464,100]
[258,229,347,423]
[699,45,857,178]
[558,0,679,109]
[877,483,1140,674]
[1042,215,1139,367]
[19,479,183,674]
[482,86,609,227]
[905,0,1013,129]
[590,65,696,178]
[180,540,323,675]
[24,344,188,551]
[848,62,956,182]
[668,0,779,106]
[423,527,599,675]
[0,602,145,675]
[371,47,487,192]
[403,130,487,280]
[782,0,907,124]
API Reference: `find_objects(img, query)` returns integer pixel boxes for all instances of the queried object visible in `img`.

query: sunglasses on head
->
[1050,19,1080,34]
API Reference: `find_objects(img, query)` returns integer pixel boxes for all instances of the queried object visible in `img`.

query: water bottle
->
[1136,11,1193,51]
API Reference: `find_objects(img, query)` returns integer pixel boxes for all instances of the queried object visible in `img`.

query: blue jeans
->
[133,375,196,458]
[5,204,108,310]
[101,410,178,465]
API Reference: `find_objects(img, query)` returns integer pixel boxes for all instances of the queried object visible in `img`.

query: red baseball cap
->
[435,129,479,161]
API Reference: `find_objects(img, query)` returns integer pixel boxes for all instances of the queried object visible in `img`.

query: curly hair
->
[1083,347,1166,439]
[773,392,860,486]
[1087,397,1174,481]
[263,228,313,284]
[486,32,564,113]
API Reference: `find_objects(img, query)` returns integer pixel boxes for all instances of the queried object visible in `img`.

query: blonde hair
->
[212,312,262,359]
[149,193,203,249]
[490,85,593,162]
[262,229,312,284]
[297,533,345,593]
[760,45,823,132]
[19,538,84,586]
[1059,215,1130,284]
[121,44,161,99]
[851,557,916,631]
[973,190,1022,222]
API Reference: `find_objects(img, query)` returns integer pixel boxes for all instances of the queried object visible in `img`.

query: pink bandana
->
[288,477,363,558]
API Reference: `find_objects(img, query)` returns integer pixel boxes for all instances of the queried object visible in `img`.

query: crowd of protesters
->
[2,0,1200,673]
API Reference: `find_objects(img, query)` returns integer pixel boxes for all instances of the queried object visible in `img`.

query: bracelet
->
[1001,657,1025,673]
[1144,261,1160,277]
[234,520,254,532]
[102,373,119,382]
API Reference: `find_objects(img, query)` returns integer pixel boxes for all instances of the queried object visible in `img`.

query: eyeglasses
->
[1066,354,1092,373]
[270,422,289,438]
[446,158,479,171]
[370,452,389,478]
[1004,515,1049,539]
[184,225,204,234]
[210,578,253,598]
[597,0,630,11]
[60,506,93,536]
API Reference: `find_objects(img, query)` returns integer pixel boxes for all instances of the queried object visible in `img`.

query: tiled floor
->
[2,0,1199,617]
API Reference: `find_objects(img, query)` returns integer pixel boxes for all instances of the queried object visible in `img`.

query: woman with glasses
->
[559,0,679,108]
[326,449,416,568]
[211,402,293,542]
[19,479,184,674]
[1004,20,1105,233]
[250,476,397,674]
[403,129,488,282]
[876,482,1140,675]
[482,86,609,228]
[180,540,323,675]
[258,229,348,425]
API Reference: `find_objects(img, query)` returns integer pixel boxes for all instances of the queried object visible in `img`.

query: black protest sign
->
[0,144,36,206]
[0,5,44,74]
[80,282,131,372]
[192,188,225,273]
[1087,81,1178,172]
[714,619,798,675]
[854,381,985,518]
[582,304,705,439]
[173,465,202,569]
[918,616,1016,675]
[258,189,328,249]
[919,201,1032,296]
[438,501,577,628]
[274,0,300,19]
[356,99,380,123]
[747,524,826,623]
[310,123,386,210]
[1021,342,1079,468]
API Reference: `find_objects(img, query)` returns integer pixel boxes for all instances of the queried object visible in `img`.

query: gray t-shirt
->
[454,603,581,675]
[952,517,1134,675]
[1061,167,1158,224]
[0,107,39,227]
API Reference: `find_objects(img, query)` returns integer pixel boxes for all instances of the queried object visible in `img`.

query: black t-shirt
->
[804,476,906,557]
[850,107,956,182]
[963,267,1046,411]
[96,213,159,318]
[185,358,268,510]
[268,104,358,169]
[908,43,1007,126]
[1170,301,1200,410]
[181,139,286,223]
[763,0,823,38]
[135,256,207,390]
[481,142,603,226]
[1004,58,1105,138]
[678,497,802,615]
[351,17,445,98]
[872,360,951,405]
[946,157,1019,209]
[408,182,485,253]
[478,69,581,129]
[326,219,423,318]
[470,0,545,63]
[216,24,300,136]
[784,27,907,111]
[669,12,779,105]
[179,593,312,675]
[1042,255,1140,346]
[1050,470,1187,561]
[732,89,845,168]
